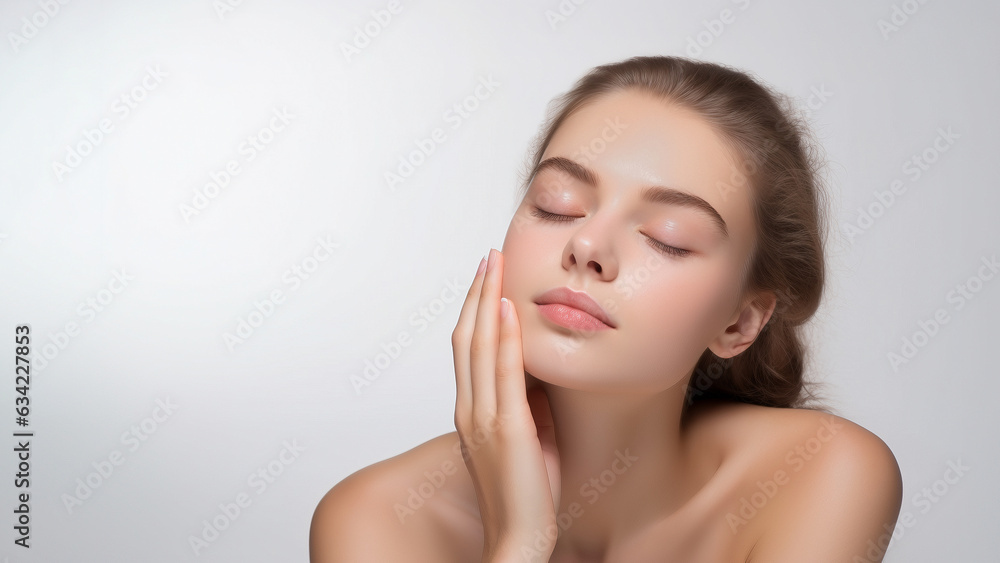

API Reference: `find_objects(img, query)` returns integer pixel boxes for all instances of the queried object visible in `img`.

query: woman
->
[311,55,903,562]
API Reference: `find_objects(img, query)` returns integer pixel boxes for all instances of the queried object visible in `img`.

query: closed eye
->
[530,207,691,258]
[644,237,691,258]
[530,207,579,223]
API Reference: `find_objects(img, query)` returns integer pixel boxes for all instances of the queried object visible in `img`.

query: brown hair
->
[516,55,832,414]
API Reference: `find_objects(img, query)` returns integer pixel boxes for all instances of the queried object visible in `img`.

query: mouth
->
[534,287,617,331]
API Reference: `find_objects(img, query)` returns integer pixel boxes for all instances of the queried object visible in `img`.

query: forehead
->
[540,89,755,251]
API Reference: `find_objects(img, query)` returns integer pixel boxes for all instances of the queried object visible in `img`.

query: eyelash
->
[529,207,692,258]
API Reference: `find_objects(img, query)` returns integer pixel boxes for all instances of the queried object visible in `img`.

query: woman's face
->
[501,88,759,393]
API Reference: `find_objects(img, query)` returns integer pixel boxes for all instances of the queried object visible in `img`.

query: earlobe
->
[708,290,778,359]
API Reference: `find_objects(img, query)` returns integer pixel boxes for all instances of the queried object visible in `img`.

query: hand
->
[452,249,561,562]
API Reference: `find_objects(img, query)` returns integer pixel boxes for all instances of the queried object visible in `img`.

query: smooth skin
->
[310,89,903,563]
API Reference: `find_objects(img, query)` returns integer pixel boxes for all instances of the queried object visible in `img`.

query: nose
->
[562,215,619,281]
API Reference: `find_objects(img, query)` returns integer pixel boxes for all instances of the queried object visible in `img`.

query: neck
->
[534,374,696,558]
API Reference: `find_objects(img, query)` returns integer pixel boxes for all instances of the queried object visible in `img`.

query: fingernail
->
[487,248,498,272]
[476,256,487,277]
[500,297,510,319]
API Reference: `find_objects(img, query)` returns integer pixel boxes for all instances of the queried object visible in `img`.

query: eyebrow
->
[529,156,729,239]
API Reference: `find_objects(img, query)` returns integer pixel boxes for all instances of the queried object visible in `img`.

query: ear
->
[708,290,777,359]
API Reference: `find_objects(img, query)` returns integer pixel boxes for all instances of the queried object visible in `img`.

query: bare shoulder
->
[688,400,903,562]
[309,432,480,563]
[687,399,902,493]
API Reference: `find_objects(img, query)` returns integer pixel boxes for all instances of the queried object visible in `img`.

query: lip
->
[534,287,617,330]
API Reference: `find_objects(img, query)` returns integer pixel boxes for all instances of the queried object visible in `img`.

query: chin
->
[522,339,595,390]
[521,328,693,395]
[522,343,630,393]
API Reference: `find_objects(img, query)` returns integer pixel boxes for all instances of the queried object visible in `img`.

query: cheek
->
[501,224,556,299]
[621,260,737,359]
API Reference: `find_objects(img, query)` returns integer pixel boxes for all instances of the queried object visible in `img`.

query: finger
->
[527,385,556,454]
[496,296,529,423]
[453,255,488,424]
[471,248,502,419]
[527,384,559,511]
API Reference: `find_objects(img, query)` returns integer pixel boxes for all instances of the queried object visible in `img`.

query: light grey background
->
[0,0,996,561]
